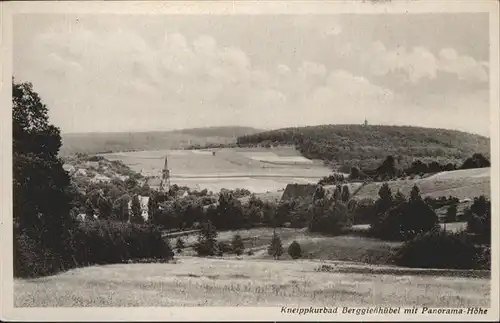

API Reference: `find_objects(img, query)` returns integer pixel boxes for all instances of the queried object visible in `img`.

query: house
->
[280,183,319,203]
[90,174,111,183]
[63,164,76,173]
[140,196,149,220]
[74,168,87,177]
[128,196,150,221]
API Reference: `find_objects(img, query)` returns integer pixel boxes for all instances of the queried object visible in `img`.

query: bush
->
[466,195,491,244]
[370,205,405,241]
[231,234,245,256]
[392,229,486,269]
[217,242,232,256]
[72,220,174,265]
[351,198,375,225]
[444,204,458,223]
[370,185,438,241]
[287,241,302,259]
[15,220,174,278]
[176,237,185,253]
[267,230,284,260]
[194,221,218,257]
[308,199,351,235]
[14,230,62,278]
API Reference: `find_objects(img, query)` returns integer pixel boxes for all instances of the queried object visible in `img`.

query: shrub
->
[176,237,185,253]
[287,241,302,259]
[391,229,485,269]
[370,185,438,241]
[444,204,458,223]
[14,220,175,278]
[74,220,173,264]
[351,198,375,225]
[14,230,62,278]
[231,234,245,256]
[217,242,231,256]
[466,195,491,244]
[308,199,351,235]
[267,230,284,260]
[194,221,218,257]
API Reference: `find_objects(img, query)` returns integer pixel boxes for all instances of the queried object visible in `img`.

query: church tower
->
[159,155,170,192]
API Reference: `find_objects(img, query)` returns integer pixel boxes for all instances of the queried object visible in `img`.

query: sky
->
[13,13,490,136]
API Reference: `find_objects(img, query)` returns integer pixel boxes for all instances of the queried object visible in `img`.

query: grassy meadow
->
[14,257,490,307]
[353,168,491,200]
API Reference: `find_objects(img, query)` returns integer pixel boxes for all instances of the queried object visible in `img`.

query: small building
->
[280,183,320,203]
[127,195,150,221]
[63,164,76,173]
[90,174,111,183]
[74,168,88,177]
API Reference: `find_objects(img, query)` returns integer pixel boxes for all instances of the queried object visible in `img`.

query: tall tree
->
[147,192,159,224]
[313,185,325,201]
[333,184,342,201]
[401,185,438,238]
[97,194,113,220]
[341,185,350,202]
[112,194,130,222]
[130,195,143,223]
[466,195,491,244]
[374,183,393,218]
[445,203,458,223]
[13,79,75,273]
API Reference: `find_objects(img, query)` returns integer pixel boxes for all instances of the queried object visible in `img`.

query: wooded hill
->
[60,126,264,156]
[236,124,490,170]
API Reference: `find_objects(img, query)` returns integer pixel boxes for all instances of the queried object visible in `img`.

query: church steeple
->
[364,118,368,126]
[159,155,170,192]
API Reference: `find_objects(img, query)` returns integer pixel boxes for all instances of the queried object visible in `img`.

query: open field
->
[101,145,490,199]
[169,223,468,265]
[353,168,491,200]
[101,147,331,193]
[351,222,468,234]
[14,257,490,307]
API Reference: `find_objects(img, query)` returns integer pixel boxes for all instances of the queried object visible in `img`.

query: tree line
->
[319,153,490,185]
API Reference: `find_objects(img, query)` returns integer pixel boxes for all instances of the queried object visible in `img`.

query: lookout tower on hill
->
[363,118,368,127]
[159,155,170,192]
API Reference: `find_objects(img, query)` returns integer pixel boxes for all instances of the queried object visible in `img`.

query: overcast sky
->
[13,13,490,136]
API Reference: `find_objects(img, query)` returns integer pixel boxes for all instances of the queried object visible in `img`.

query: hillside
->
[236,124,490,170]
[352,167,490,201]
[60,126,264,156]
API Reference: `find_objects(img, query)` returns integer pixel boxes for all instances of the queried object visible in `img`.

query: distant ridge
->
[60,126,264,156]
[236,124,490,170]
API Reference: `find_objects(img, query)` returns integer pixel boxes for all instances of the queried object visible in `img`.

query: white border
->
[1,0,499,321]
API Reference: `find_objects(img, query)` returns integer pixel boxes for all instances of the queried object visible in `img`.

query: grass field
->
[170,224,467,265]
[353,168,491,200]
[14,257,490,307]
